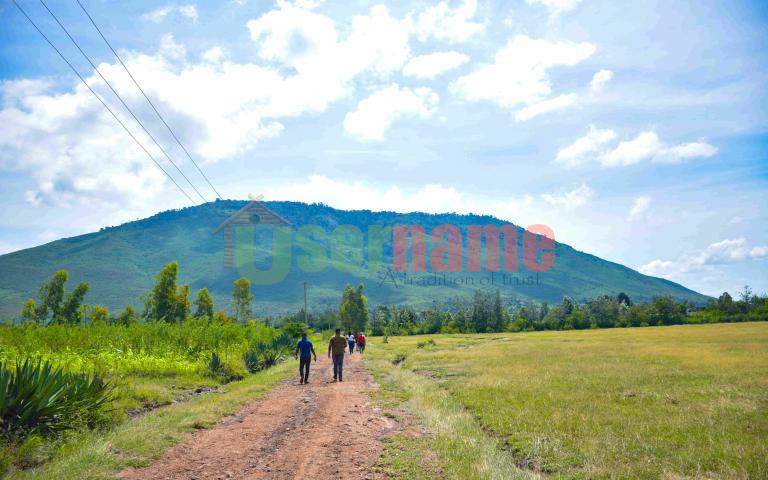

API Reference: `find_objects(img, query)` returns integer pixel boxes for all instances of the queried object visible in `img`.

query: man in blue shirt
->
[294,332,317,384]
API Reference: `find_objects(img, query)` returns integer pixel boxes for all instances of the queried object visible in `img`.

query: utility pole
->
[303,282,308,325]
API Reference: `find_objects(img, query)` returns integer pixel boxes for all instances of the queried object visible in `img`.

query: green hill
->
[0,200,708,319]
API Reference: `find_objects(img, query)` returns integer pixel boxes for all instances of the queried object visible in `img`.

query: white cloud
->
[526,0,583,18]
[414,0,484,43]
[0,3,417,207]
[590,69,613,92]
[178,4,199,23]
[514,93,577,121]
[601,131,663,167]
[141,6,173,23]
[451,35,595,109]
[600,131,718,167]
[639,238,768,279]
[402,51,469,79]
[540,183,594,210]
[142,5,198,23]
[344,85,438,141]
[555,126,617,167]
[657,141,718,163]
[557,127,718,168]
[628,196,651,221]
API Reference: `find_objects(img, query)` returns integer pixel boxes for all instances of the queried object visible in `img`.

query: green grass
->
[0,320,287,475]
[3,362,292,480]
[367,323,768,479]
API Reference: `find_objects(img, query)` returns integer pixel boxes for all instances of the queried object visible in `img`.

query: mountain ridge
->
[0,200,709,319]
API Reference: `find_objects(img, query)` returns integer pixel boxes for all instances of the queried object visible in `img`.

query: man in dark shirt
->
[294,332,316,384]
[328,328,347,382]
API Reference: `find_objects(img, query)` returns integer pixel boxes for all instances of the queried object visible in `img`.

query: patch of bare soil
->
[119,353,396,480]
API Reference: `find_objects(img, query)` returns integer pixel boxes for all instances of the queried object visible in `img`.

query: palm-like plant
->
[0,359,111,438]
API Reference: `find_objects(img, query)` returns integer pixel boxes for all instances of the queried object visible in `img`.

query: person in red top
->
[356,332,366,353]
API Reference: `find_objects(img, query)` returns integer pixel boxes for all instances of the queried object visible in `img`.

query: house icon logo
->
[213,194,291,268]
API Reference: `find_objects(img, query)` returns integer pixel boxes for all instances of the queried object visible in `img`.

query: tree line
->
[17,262,766,335]
[19,261,257,325]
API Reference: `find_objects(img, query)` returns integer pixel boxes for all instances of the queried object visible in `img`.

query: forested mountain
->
[0,200,709,319]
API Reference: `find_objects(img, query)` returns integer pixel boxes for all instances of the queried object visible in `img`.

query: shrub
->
[243,334,293,373]
[416,339,436,349]
[207,352,242,383]
[0,359,111,439]
[392,353,407,366]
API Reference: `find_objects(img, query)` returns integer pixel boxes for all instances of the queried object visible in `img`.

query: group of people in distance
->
[293,328,366,384]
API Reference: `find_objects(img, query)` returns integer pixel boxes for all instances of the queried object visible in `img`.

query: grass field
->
[368,323,768,479]
[0,320,292,476]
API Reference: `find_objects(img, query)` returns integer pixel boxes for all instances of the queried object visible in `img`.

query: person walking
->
[294,332,316,384]
[347,331,356,355]
[328,328,347,382]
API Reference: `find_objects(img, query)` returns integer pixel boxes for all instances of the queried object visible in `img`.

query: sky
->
[0,0,766,297]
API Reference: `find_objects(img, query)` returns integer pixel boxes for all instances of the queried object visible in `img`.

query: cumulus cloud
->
[540,183,594,210]
[628,195,651,221]
[639,238,768,279]
[555,125,617,167]
[514,93,577,121]
[413,0,484,43]
[343,85,438,141]
[590,69,613,92]
[178,4,199,22]
[0,3,419,207]
[142,4,198,23]
[451,35,595,110]
[601,132,718,166]
[526,0,583,18]
[556,127,718,168]
[402,51,469,79]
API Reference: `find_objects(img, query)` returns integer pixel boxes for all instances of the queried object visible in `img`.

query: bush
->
[0,359,111,439]
[416,339,436,349]
[207,352,243,383]
[243,334,293,373]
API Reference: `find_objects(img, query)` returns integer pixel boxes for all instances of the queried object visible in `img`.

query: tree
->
[617,292,632,306]
[490,289,507,332]
[36,270,68,322]
[193,288,215,320]
[649,296,685,325]
[60,282,89,324]
[175,285,190,322]
[147,261,179,322]
[90,305,109,324]
[589,294,620,328]
[232,277,254,322]
[21,299,38,323]
[214,310,230,324]
[371,305,390,336]
[117,305,138,326]
[339,283,368,333]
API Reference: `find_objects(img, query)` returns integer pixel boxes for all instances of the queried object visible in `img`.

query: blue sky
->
[0,0,766,297]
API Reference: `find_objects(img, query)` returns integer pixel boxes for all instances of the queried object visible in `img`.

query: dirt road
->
[120,352,393,480]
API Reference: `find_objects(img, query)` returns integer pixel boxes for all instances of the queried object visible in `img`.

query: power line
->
[11,0,197,205]
[74,0,223,200]
[38,0,209,203]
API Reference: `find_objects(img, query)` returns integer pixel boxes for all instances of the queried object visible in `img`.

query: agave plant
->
[243,334,292,373]
[0,358,111,438]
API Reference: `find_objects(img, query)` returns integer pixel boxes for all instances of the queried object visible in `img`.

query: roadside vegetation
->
[0,262,299,477]
[369,323,768,479]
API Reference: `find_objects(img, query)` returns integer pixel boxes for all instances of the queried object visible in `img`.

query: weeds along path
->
[119,353,394,480]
